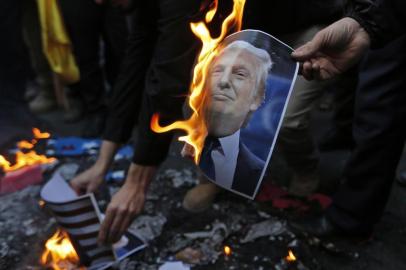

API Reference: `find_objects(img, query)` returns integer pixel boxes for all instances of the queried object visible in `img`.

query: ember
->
[285,250,296,262]
[38,199,45,208]
[224,245,232,256]
[151,0,246,163]
[40,229,84,270]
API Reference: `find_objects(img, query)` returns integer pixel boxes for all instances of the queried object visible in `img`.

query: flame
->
[224,245,232,256]
[41,229,84,270]
[0,128,55,173]
[33,127,51,139]
[151,0,246,163]
[0,151,56,172]
[17,140,35,149]
[286,250,297,262]
[39,199,45,208]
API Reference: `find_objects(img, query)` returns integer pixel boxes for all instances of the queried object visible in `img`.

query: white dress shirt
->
[211,130,240,189]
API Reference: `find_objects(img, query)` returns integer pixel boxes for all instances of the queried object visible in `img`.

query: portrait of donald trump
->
[199,39,273,198]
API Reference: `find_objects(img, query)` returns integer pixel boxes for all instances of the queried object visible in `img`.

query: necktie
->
[199,136,221,180]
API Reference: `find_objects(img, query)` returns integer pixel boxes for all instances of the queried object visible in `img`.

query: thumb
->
[86,182,100,194]
[291,33,323,61]
[70,181,83,195]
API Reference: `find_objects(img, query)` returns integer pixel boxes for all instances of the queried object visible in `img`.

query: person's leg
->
[319,72,357,151]
[0,0,27,104]
[276,26,332,196]
[326,35,406,234]
[0,0,40,146]
[22,0,56,113]
[59,0,106,134]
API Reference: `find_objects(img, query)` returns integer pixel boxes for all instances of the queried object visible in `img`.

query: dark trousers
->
[58,0,128,114]
[327,35,406,234]
[0,0,27,104]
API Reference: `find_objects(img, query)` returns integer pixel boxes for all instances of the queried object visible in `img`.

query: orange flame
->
[151,0,246,163]
[224,245,232,256]
[33,127,51,139]
[0,128,55,173]
[41,229,84,270]
[17,140,35,149]
[0,151,56,172]
[38,199,46,208]
[286,250,297,262]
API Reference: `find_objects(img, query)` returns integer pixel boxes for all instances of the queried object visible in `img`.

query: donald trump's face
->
[204,41,272,137]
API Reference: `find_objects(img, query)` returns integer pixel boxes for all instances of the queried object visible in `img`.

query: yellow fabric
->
[37,0,79,83]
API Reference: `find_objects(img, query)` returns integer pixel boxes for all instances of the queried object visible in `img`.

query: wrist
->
[124,163,157,189]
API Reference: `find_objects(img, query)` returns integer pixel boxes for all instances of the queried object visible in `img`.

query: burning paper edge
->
[151,0,247,164]
[40,172,148,268]
[199,29,300,200]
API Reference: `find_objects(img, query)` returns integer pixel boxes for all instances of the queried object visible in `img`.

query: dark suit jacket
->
[231,141,265,197]
[199,138,265,198]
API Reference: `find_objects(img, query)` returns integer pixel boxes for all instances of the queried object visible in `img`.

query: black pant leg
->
[58,0,105,114]
[327,35,406,233]
[0,0,28,103]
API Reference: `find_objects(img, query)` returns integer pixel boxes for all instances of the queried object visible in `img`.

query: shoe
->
[289,214,343,238]
[25,81,39,101]
[318,129,353,151]
[29,93,57,113]
[82,112,106,138]
[288,171,319,197]
[182,181,221,213]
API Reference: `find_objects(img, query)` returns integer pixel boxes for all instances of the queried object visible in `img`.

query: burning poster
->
[40,172,146,269]
[153,29,298,199]
[197,30,298,199]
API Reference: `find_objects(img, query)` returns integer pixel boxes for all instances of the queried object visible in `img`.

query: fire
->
[0,128,56,173]
[41,229,83,270]
[286,250,297,262]
[224,245,232,256]
[17,140,35,149]
[39,199,45,208]
[151,0,246,163]
[33,127,51,139]
[0,150,56,172]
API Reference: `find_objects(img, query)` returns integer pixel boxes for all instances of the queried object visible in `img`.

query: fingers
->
[116,214,133,243]
[107,207,126,243]
[98,202,140,244]
[98,206,115,244]
[291,38,321,61]
[70,176,85,195]
[301,61,314,80]
[87,181,101,194]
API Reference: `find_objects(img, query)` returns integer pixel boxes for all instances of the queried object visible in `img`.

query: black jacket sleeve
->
[346,0,406,48]
[131,0,201,165]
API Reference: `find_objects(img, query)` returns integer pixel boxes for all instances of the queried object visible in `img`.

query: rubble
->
[128,214,168,242]
[158,168,198,188]
[1,137,406,270]
[241,218,287,243]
